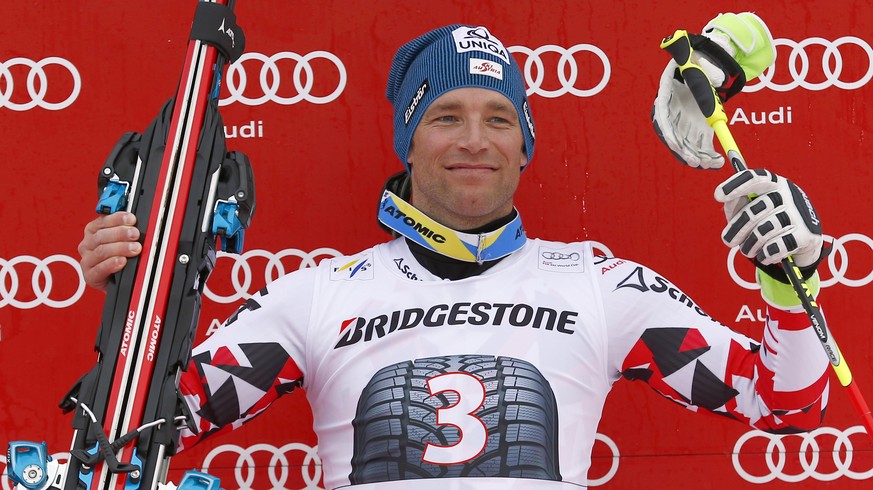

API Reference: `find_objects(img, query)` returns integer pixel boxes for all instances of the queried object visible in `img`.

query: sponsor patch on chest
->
[538,246,584,273]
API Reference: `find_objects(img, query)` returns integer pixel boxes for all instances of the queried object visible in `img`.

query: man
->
[78,15,829,489]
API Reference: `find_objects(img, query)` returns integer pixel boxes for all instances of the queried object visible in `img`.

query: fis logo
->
[330,254,374,281]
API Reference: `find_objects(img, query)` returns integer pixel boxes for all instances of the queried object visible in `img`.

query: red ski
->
[7,2,252,490]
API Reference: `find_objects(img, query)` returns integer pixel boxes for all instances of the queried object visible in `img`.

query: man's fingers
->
[714,169,778,202]
[80,240,142,268]
[82,256,128,292]
[78,212,141,293]
[79,215,140,255]
[83,211,136,234]
[80,242,141,291]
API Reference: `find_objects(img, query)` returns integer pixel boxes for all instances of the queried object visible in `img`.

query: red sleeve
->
[601,258,829,433]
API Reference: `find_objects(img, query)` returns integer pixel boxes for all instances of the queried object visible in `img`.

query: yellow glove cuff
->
[757,268,820,312]
[704,12,776,81]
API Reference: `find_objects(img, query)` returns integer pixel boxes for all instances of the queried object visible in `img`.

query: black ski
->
[7,2,252,490]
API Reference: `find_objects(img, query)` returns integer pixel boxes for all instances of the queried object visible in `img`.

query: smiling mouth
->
[446,164,497,172]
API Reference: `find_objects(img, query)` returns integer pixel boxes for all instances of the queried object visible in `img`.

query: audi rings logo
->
[733,426,873,483]
[220,51,347,106]
[509,44,610,98]
[199,437,618,488]
[200,443,322,489]
[0,57,81,111]
[204,248,342,303]
[541,251,581,261]
[744,37,873,92]
[0,255,84,309]
[0,248,339,309]
[728,234,873,289]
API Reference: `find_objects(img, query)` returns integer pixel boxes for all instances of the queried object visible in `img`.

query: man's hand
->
[77,212,142,292]
[715,169,826,283]
[652,12,776,169]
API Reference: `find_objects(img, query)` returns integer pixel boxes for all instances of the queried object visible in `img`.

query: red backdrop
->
[1,1,872,488]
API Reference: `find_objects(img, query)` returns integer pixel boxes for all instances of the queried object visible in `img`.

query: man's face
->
[407,87,526,230]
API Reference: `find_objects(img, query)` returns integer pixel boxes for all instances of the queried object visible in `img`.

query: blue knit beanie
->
[386,25,536,170]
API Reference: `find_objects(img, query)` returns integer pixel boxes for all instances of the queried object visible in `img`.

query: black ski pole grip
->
[660,30,724,123]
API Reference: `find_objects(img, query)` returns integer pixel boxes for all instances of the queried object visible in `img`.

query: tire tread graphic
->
[349,354,561,484]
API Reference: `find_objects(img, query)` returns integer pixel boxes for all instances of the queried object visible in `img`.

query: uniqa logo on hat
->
[451,26,510,64]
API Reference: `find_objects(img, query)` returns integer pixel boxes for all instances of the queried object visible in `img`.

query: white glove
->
[652,57,727,169]
[715,169,824,272]
[653,12,776,169]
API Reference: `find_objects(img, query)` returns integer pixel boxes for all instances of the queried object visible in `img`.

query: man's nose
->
[458,121,488,153]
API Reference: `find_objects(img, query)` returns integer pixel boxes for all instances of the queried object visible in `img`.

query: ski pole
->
[660,29,873,443]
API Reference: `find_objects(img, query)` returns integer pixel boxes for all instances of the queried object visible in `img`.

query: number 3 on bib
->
[348,355,563,484]
[422,372,488,464]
